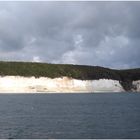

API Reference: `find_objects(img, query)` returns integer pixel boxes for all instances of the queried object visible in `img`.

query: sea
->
[0,93,140,139]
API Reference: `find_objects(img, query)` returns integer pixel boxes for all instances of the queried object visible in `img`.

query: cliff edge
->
[0,61,140,93]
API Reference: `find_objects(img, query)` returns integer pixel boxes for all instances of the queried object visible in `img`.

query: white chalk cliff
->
[0,76,126,93]
[132,80,140,92]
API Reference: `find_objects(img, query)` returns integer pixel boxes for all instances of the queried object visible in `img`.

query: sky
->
[0,1,140,69]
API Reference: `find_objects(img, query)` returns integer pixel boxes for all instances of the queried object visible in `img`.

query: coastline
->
[0,76,125,93]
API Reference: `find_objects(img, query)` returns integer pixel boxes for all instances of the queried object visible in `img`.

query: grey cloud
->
[0,1,140,68]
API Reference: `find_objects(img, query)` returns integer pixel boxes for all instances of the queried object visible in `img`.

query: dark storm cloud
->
[0,1,140,68]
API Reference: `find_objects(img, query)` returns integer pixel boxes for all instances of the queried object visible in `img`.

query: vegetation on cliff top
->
[0,61,140,90]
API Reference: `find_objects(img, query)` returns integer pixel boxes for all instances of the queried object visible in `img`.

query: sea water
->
[0,93,140,139]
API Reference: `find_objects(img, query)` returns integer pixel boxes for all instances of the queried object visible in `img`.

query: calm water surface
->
[0,93,140,139]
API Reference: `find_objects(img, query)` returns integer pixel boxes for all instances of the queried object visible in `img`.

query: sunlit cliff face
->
[0,76,125,93]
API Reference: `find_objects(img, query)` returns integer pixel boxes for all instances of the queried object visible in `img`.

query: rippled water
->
[0,93,140,139]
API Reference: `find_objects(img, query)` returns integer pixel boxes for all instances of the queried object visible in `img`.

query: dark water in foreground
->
[0,93,140,139]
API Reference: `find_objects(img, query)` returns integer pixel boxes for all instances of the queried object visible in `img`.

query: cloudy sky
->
[0,1,140,69]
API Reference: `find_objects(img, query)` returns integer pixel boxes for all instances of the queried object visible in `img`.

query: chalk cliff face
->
[132,80,140,92]
[0,61,140,93]
[0,76,126,93]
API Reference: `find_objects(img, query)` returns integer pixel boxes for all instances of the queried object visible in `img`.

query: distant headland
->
[0,61,140,93]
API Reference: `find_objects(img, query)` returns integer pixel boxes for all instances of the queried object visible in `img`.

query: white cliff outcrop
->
[132,80,140,92]
[0,76,125,93]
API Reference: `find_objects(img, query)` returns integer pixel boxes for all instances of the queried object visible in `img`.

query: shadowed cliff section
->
[0,61,140,91]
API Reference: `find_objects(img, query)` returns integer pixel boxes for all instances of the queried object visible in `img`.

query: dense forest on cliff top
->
[0,61,140,90]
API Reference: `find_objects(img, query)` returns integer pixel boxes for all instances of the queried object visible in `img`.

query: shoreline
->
[0,75,125,93]
[0,75,139,93]
[0,91,127,94]
[0,91,125,94]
